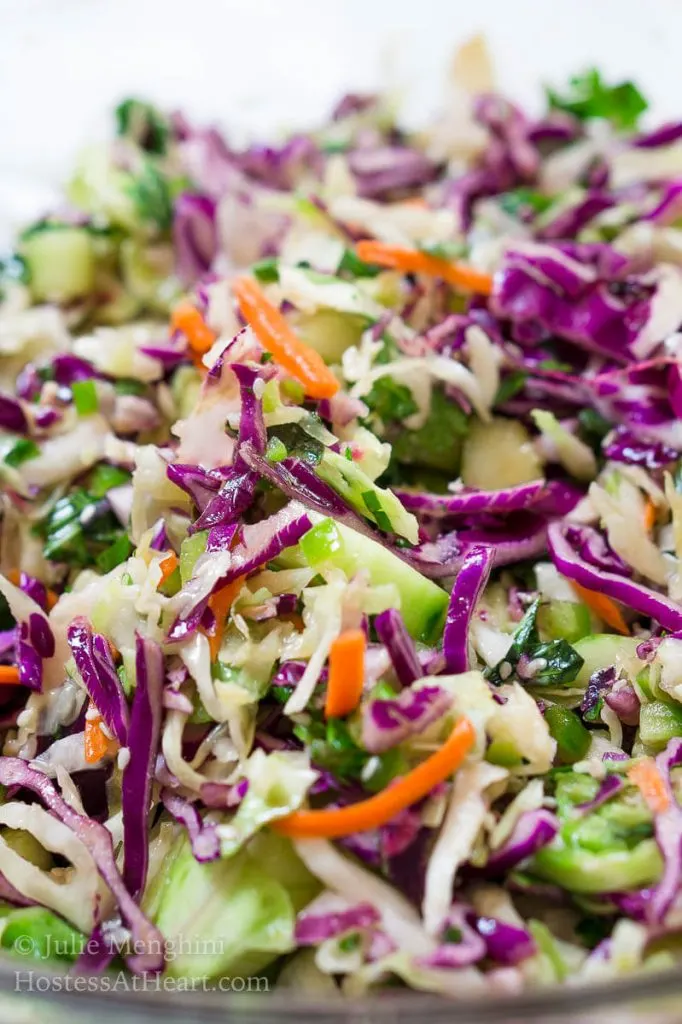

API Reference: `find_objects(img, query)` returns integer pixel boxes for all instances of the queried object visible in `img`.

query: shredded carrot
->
[355,240,494,296]
[171,301,217,358]
[628,758,670,814]
[325,629,366,719]
[272,716,475,839]
[206,577,245,661]
[0,666,21,686]
[84,705,118,765]
[157,551,179,589]
[7,570,58,610]
[232,277,340,400]
[571,582,630,635]
[644,499,656,534]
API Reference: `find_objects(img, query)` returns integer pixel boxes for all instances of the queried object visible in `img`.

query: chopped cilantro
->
[4,438,39,468]
[547,68,648,131]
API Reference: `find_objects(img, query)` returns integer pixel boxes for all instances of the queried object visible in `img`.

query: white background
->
[1,0,682,240]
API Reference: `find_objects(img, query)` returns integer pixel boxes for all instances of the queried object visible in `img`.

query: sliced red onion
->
[374,608,422,687]
[0,757,164,973]
[121,635,164,899]
[161,789,220,862]
[485,809,559,874]
[605,683,640,725]
[443,545,494,674]
[67,618,130,745]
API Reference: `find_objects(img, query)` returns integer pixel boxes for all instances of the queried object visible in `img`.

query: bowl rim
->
[1,951,680,1020]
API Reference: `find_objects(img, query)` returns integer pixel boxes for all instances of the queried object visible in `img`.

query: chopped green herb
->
[486,599,584,687]
[114,378,147,397]
[361,489,393,532]
[364,378,418,424]
[88,463,132,498]
[127,161,173,232]
[547,68,648,131]
[338,932,361,952]
[71,379,99,416]
[494,371,528,406]
[252,258,280,283]
[498,189,554,218]
[338,248,382,279]
[4,438,39,468]
[389,387,468,475]
[115,98,170,155]
[35,488,128,569]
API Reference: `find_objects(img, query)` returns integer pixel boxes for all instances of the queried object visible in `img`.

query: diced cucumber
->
[316,450,418,543]
[537,601,591,643]
[180,530,209,585]
[171,365,203,420]
[461,417,543,490]
[639,701,682,751]
[299,518,447,643]
[22,228,95,303]
[572,634,642,688]
[292,310,366,363]
[120,239,177,312]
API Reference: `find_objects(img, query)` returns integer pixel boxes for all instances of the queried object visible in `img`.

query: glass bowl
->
[2,1,682,1021]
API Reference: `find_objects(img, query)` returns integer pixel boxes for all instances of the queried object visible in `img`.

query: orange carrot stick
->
[232,277,340,400]
[355,240,494,295]
[157,551,179,589]
[644,500,656,534]
[171,302,217,357]
[628,758,670,814]
[325,629,366,719]
[84,705,118,765]
[206,577,245,662]
[272,716,475,838]
[572,582,630,635]
[0,666,22,685]
[8,570,58,610]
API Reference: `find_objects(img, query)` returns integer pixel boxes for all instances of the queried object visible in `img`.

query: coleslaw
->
[1,43,682,996]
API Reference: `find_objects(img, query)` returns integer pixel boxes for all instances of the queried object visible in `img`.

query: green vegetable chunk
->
[547,68,648,131]
[544,705,591,764]
[1,908,85,964]
[298,518,447,642]
[146,831,319,980]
